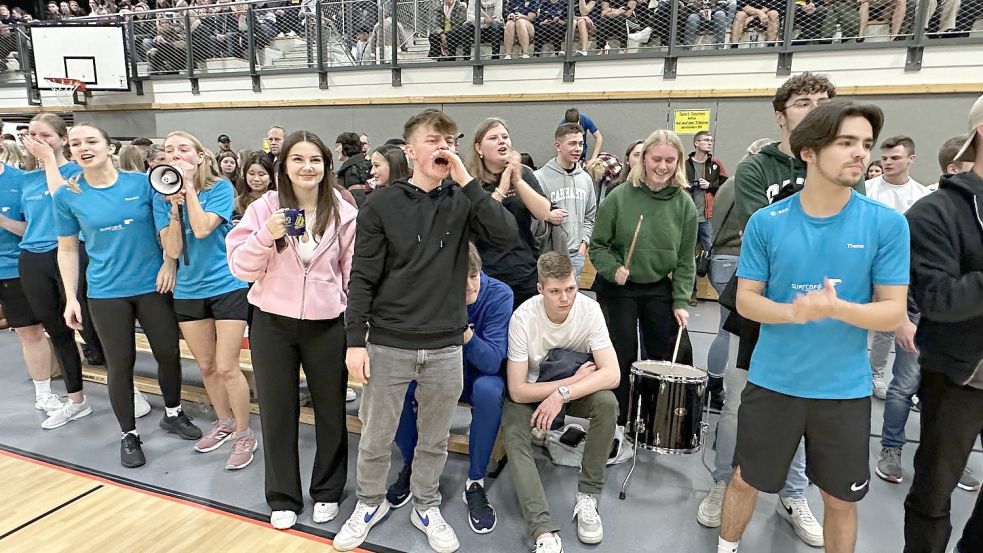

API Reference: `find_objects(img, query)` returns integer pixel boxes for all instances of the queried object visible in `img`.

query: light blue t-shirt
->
[152,179,246,300]
[53,171,163,299]
[20,162,83,253]
[0,165,27,279]
[737,190,910,400]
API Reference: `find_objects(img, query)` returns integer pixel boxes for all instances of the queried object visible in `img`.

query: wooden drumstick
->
[670,324,684,367]
[624,214,643,270]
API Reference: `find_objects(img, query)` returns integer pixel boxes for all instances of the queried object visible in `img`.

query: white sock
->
[466,478,484,489]
[34,379,52,398]
[165,406,182,418]
[121,430,139,438]
[718,536,739,552]
[219,417,235,428]
[234,428,253,438]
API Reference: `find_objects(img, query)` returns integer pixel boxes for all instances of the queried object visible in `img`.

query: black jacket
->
[345,178,519,350]
[906,170,983,386]
[337,153,373,206]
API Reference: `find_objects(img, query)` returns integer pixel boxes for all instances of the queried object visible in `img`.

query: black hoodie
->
[345,178,519,350]
[906,170,983,386]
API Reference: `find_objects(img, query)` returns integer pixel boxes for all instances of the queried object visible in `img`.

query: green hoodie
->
[589,182,697,309]
[734,141,865,230]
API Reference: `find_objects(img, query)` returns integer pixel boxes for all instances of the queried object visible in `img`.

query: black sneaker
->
[386,464,412,508]
[121,433,146,468]
[463,481,496,534]
[160,411,203,440]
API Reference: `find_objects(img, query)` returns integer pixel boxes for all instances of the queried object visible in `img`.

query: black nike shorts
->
[0,278,40,328]
[173,288,249,323]
[734,382,872,502]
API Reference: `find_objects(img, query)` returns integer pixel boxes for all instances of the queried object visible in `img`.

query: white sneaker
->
[42,398,92,429]
[346,387,357,402]
[535,532,564,553]
[313,501,339,523]
[411,506,460,553]
[520,53,531,59]
[872,375,888,400]
[572,492,603,544]
[575,50,588,56]
[334,501,390,551]
[697,480,728,528]
[777,496,824,547]
[270,510,297,529]
[134,389,151,418]
[503,54,512,60]
[35,393,63,414]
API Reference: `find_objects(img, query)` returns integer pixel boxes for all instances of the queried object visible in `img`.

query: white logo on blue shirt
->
[847,243,865,249]
[124,196,139,201]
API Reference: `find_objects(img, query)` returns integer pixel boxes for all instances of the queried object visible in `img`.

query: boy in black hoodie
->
[335,109,518,553]
[903,95,983,553]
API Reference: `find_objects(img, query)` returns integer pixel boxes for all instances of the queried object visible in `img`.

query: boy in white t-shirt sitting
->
[502,251,620,553]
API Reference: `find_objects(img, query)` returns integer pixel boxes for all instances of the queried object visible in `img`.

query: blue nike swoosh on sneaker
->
[419,512,430,526]
[364,506,379,523]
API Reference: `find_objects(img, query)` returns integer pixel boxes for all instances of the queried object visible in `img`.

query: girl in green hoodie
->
[589,129,698,426]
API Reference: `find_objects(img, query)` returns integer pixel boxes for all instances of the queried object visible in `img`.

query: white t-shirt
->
[507,293,613,383]
[865,175,932,214]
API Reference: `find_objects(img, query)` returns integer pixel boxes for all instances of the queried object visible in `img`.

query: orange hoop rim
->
[44,77,87,93]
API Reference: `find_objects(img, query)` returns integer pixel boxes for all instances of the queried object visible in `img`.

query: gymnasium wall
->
[77,92,980,185]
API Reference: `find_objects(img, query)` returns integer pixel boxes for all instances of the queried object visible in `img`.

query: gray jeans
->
[356,342,464,510]
[870,330,894,381]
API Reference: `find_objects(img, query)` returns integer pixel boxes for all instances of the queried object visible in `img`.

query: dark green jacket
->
[589,182,697,309]
[733,142,865,231]
[431,0,469,34]
[710,177,740,256]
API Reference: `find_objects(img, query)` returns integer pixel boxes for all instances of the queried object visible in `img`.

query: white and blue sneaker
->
[411,506,460,553]
[333,501,390,551]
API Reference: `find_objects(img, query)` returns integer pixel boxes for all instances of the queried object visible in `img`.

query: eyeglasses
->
[785,98,831,110]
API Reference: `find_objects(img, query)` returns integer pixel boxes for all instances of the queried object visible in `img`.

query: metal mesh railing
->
[1,0,977,92]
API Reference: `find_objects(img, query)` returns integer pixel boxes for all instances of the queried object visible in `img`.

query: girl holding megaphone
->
[152,131,257,472]
[34,122,190,469]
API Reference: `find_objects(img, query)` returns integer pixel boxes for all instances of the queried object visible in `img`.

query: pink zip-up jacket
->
[226,190,357,320]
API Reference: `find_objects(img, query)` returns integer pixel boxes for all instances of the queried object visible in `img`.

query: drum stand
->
[619,393,645,500]
[619,398,710,501]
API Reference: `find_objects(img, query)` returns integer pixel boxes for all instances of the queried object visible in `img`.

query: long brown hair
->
[30,113,70,160]
[465,118,510,185]
[276,131,339,240]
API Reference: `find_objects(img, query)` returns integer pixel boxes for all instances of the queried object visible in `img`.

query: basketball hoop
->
[41,77,87,109]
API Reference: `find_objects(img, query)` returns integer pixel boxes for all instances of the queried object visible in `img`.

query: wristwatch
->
[557,386,571,403]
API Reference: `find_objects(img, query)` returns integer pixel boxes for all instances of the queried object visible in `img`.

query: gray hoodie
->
[535,159,596,254]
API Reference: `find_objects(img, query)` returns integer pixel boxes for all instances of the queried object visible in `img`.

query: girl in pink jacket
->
[226,130,357,531]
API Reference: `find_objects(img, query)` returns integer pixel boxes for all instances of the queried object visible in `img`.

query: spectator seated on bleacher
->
[203,0,244,59]
[503,0,538,58]
[363,4,412,64]
[462,0,505,59]
[682,0,731,48]
[572,0,596,55]
[596,0,634,52]
[951,0,982,36]
[859,0,906,38]
[147,13,188,72]
[730,0,781,45]
[430,0,470,60]
[534,0,569,55]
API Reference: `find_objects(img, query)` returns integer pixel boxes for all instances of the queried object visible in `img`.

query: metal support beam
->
[663,57,677,80]
[777,52,793,76]
[563,61,575,83]
[392,67,402,87]
[473,64,483,85]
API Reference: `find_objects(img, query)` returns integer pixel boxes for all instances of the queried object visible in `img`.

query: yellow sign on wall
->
[673,109,712,135]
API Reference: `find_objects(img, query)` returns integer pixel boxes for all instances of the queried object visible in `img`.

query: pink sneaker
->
[194,421,235,453]
[226,434,258,470]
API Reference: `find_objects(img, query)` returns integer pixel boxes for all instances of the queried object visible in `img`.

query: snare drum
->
[626,360,707,454]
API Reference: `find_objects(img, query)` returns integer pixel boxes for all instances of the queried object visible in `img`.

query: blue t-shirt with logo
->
[737,190,910,400]
[152,179,246,300]
[53,171,163,299]
[0,165,27,279]
[20,162,83,253]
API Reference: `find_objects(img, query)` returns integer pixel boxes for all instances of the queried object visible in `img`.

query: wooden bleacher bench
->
[79,333,505,461]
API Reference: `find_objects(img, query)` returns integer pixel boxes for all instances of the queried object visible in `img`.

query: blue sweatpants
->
[394,369,505,481]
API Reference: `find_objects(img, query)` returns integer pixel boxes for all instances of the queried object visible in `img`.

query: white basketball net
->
[41,78,80,109]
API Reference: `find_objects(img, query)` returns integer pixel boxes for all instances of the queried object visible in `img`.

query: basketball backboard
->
[30,23,130,92]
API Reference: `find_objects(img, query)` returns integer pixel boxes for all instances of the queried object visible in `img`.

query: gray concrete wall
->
[78,93,980,185]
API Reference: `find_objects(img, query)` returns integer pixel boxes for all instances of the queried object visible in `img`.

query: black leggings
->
[88,292,183,432]
[597,277,694,425]
[18,249,84,394]
[77,246,104,359]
